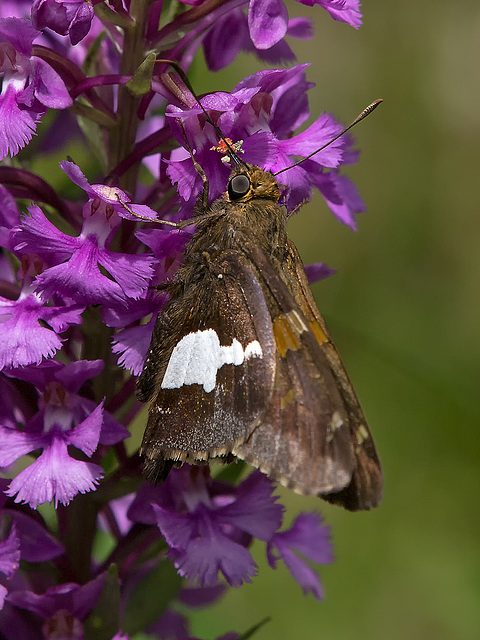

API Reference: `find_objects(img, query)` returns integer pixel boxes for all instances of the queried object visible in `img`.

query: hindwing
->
[230,241,383,510]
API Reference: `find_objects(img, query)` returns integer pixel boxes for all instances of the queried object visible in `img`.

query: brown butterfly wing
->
[286,239,383,509]
[137,249,276,481]
[231,242,383,510]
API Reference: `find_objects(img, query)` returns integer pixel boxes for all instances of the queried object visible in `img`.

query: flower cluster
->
[0,1,368,638]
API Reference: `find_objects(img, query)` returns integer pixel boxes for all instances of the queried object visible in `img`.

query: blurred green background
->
[188,2,480,639]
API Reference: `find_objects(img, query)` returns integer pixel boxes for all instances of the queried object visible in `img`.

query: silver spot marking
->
[161,328,263,393]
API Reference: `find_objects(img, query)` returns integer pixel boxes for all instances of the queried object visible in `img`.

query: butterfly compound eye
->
[228,174,250,200]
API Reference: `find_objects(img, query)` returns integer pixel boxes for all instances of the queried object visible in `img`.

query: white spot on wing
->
[244,341,263,359]
[161,328,263,393]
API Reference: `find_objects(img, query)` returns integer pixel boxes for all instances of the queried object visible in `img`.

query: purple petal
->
[135,225,190,253]
[32,0,94,45]
[98,251,154,300]
[153,505,195,551]
[96,405,131,446]
[166,156,202,203]
[102,296,159,330]
[6,511,64,562]
[67,400,104,456]
[270,75,313,137]
[248,0,289,49]
[272,544,325,598]
[148,609,188,639]
[172,526,257,587]
[0,85,39,160]
[204,11,246,72]
[0,294,63,369]
[0,584,7,611]
[313,171,365,229]
[0,427,44,467]
[267,512,333,599]
[241,131,279,168]
[276,513,333,563]
[128,483,164,525]
[61,393,127,446]
[3,358,62,388]
[277,112,345,167]
[233,64,310,95]
[200,92,240,112]
[0,525,20,579]
[135,227,190,281]
[304,262,336,283]
[0,377,26,433]
[217,472,284,541]
[31,57,72,109]
[0,17,37,56]
[34,242,128,305]
[275,162,313,211]
[59,160,91,192]
[6,431,103,507]
[15,204,77,260]
[41,300,84,333]
[98,494,135,537]
[112,321,155,375]
[254,37,296,65]
[300,0,362,29]
[66,2,94,45]
[7,572,106,619]
[0,184,20,229]
[69,170,158,222]
[54,359,104,393]
[287,16,314,39]
[118,202,158,222]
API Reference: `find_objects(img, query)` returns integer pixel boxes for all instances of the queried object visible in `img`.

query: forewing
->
[232,242,382,510]
[138,250,276,480]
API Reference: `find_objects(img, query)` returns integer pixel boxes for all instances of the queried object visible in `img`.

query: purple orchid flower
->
[0,359,129,508]
[31,0,95,46]
[162,64,365,227]
[0,17,72,160]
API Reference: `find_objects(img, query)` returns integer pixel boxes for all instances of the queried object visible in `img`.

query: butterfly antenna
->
[274,99,383,177]
[156,59,247,168]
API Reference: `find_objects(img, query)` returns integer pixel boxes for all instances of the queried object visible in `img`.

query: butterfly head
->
[225,164,281,205]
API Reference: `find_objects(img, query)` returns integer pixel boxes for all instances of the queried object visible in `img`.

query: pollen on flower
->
[95,185,123,200]
[210,139,244,164]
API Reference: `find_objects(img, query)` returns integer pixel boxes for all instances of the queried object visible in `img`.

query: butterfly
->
[136,98,383,511]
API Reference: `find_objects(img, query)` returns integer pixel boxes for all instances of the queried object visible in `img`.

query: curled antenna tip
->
[353,99,383,125]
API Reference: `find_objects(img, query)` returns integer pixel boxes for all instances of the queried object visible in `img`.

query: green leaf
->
[127,53,157,96]
[94,3,133,28]
[75,110,108,172]
[238,617,272,640]
[82,29,107,76]
[72,102,117,128]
